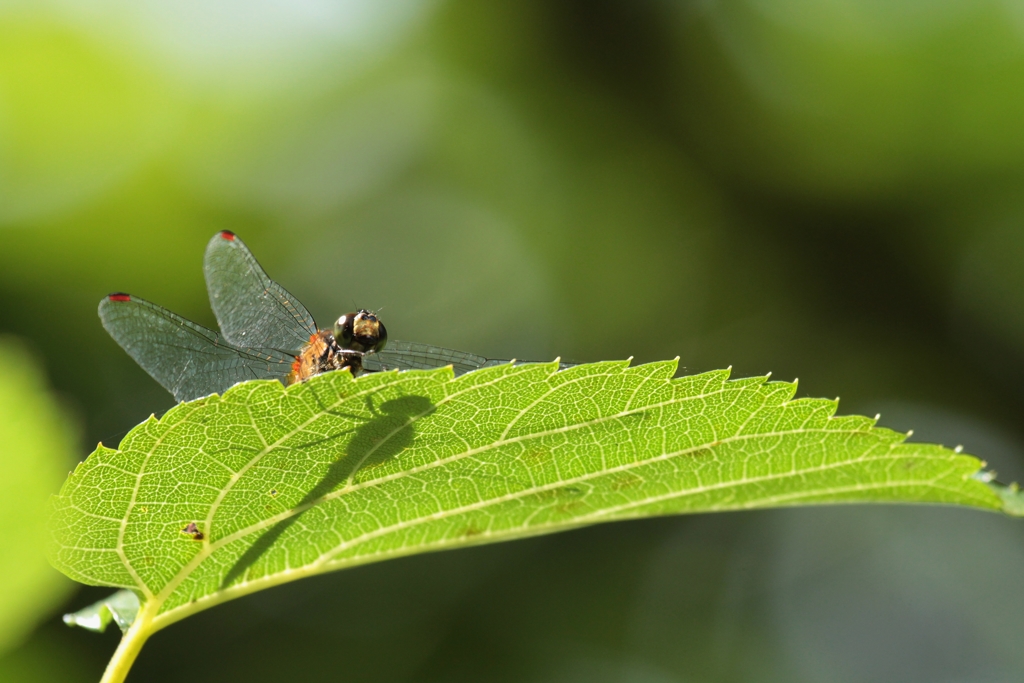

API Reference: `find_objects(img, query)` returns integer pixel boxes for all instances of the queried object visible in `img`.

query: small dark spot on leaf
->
[182,522,204,541]
[903,460,915,470]
[269,489,278,497]
[462,526,484,538]
[689,447,714,458]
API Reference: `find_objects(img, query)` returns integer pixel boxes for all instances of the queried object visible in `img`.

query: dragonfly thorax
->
[289,330,363,384]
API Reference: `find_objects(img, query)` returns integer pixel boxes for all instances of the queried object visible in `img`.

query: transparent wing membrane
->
[364,339,575,377]
[204,231,317,354]
[364,340,498,375]
[103,232,577,402]
[99,295,294,402]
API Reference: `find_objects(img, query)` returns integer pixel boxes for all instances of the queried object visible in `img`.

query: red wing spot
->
[107,293,131,302]
[219,230,236,241]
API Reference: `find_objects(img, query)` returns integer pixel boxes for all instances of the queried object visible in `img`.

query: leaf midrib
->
[115,368,939,622]
[149,448,980,632]
[157,422,920,612]
[135,370,800,605]
[308,432,969,567]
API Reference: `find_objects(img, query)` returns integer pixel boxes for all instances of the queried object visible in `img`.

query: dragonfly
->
[100,231,569,403]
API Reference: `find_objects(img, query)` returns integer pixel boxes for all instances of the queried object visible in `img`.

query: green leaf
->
[0,338,76,656]
[47,361,1017,640]
[62,590,139,634]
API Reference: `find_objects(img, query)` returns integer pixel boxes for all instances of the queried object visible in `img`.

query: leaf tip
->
[989,480,1024,516]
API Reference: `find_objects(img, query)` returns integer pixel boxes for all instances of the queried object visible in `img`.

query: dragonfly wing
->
[364,340,577,377]
[364,340,499,376]
[99,294,294,402]
[203,231,317,354]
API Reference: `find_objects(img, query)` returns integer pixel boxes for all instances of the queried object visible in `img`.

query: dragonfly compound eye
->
[333,314,354,347]
[372,320,387,353]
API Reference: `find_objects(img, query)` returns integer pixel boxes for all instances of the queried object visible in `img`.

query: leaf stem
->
[100,602,156,683]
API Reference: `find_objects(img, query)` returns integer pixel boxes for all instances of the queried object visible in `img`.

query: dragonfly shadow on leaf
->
[221,391,436,588]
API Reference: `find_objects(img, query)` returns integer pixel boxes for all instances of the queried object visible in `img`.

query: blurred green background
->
[3,1,1024,681]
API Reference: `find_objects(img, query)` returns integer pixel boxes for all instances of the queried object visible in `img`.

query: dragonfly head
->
[334,310,387,355]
